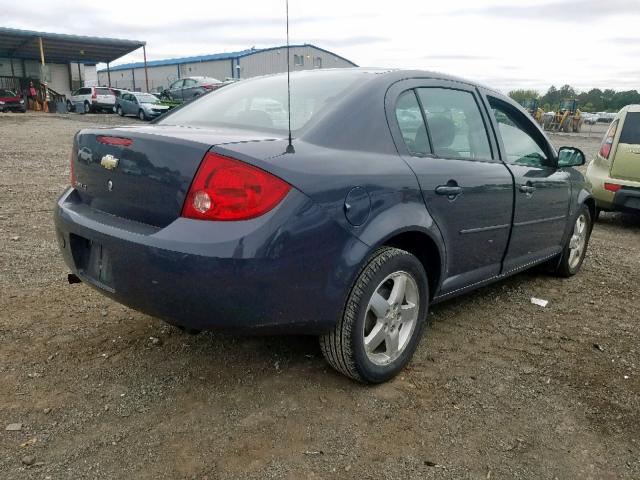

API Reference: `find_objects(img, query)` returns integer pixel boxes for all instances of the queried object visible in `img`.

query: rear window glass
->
[395,90,428,155]
[95,88,113,96]
[0,89,16,96]
[160,70,368,133]
[619,112,640,144]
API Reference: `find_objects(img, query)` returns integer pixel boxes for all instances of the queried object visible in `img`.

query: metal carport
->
[0,27,148,92]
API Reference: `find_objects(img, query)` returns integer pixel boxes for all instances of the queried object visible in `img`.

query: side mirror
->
[557,146,585,167]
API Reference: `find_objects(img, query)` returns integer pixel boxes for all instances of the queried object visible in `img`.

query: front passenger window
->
[489,99,551,167]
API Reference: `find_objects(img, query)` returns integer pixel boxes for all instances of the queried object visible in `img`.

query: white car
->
[67,86,116,113]
[583,113,599,125]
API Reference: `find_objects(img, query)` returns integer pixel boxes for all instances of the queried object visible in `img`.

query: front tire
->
[554,205,592,277]
[117,105,124,116]
[320,247,429,383]
[138,109,146,121]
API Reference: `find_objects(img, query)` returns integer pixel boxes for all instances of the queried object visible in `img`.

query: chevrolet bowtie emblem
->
[100,154,119,170]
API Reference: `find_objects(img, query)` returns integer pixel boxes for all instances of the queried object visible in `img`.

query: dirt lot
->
[1,112,638,479]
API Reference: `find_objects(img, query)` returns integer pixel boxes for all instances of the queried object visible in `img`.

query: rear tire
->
[320,247,429,384]
[554,204,592,277]
[84,101,91,114]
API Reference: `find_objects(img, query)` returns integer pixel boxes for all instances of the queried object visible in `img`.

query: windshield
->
[0,89,16,97]
[136,94,159,104]
[160,70,367,133]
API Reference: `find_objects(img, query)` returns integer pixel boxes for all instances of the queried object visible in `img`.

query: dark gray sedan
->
[115,92,170,120]
[160,76,223,102]
[55,69,594,383]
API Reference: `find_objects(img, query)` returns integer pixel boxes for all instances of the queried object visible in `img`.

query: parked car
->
[54,69,594,383]
[583,113,599,125]
[586,104,640,218]
[67,86,116,113]
[0,88,26,112]
[108,88,129,112]
[160,76,223,103]
[115,92,171,120]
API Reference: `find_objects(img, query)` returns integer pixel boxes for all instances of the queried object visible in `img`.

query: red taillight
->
[70,149,76,186]
[201,84,216,90]
[599,141,612,159]
[599,120,618,159]
[182,153,290,221]
[604,182,622,192]
[96,135,133,147]
[91,88,97,99]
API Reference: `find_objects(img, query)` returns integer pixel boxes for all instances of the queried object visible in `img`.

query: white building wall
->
[238,46,354,79]
[97,46,354,92]
[49,63,72,97]
[179,60,232,82]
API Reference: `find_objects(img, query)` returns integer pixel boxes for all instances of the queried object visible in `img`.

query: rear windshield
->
[159,70,367,133]
[0,89,16,97]
[95,88,114,96]
[619,112,640,144]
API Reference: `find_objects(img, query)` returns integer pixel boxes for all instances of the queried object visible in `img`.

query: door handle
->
[435,185,463,197]
[519,183,536,194]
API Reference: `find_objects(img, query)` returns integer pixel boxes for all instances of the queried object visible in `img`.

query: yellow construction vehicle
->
[543,99,583,133]
[522,98,545,125]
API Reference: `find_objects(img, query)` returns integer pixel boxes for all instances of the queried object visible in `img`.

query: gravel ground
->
[1,112,638,479]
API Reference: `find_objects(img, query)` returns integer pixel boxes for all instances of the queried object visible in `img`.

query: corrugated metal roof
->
[99,44,357,72]
[0,27,145,64]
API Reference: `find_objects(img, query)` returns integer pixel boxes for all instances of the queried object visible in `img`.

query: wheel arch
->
[376,228,445,300]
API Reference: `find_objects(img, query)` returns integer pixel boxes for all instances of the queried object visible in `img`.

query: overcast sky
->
[4,0,640,93]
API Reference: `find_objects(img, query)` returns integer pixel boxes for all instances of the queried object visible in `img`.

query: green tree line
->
[508,85,640,112]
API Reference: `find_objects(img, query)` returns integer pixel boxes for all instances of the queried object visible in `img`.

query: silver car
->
[115,92,170,120]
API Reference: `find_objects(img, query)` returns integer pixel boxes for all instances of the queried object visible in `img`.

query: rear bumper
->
[91,101,115,110]
[0,102,26,112]
[612,186,640,214]
[54,188,368,334]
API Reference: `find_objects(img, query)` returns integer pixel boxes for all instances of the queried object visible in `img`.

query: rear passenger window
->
[395,90,428,155]
[417,88,492,160]
[619,112,640,144]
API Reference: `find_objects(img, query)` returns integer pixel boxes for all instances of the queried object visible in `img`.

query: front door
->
[484,94,571,272]
[169,80,183,101]
[388,80,514,295]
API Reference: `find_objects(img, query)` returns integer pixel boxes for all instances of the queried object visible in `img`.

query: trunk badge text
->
[100,154,119,170]
[107,180,114,192]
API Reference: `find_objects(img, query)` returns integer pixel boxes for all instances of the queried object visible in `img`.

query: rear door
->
[483,93,571,272]
[611,111,640,181]
[387,79,514,295]
[120,93,131,114]
[182,79,197,101]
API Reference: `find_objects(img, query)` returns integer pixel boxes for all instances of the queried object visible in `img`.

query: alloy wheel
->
[568,213,588,269]
[363,271,419,366]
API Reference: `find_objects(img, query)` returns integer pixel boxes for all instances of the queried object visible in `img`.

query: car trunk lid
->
[72,125,278,227]
[611,111,640,182]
